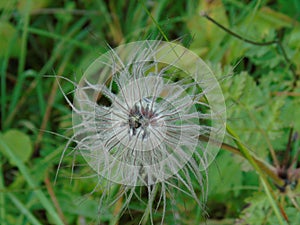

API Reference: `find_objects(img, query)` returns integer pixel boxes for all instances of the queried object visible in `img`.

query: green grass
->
[1,0,300,224]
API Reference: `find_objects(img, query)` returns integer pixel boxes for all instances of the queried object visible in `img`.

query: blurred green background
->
[1,0,300,224]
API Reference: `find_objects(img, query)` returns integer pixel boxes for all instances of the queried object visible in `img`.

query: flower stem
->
[198,135,284,187]
[226,125,287,224]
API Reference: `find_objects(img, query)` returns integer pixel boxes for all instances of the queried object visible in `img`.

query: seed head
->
[61,40,226,222]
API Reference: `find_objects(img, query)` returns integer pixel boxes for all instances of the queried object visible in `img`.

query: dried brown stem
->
[34,59,68,152]
[44,172,68,225]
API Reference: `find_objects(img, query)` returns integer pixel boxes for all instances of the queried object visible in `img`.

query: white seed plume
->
[60,40,226,223]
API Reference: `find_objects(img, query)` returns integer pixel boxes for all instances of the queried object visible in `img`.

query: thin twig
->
[200,11,299,90]
[272,91,300,97]
[282,128,294,168]
[200,11,276,46]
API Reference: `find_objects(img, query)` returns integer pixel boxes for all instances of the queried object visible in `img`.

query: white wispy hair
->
[58,40,226,224]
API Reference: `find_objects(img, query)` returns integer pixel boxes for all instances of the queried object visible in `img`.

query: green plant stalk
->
[226,125,286,225]
[199,135,284,187]
[0,134,65,225]
[0,156,6,225]
[7,193,43,225]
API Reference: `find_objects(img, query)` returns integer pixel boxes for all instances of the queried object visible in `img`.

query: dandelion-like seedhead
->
[64,40,226,221]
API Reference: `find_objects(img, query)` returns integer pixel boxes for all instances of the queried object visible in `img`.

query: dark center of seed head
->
[128,101,155,139]
[129,114,142,129]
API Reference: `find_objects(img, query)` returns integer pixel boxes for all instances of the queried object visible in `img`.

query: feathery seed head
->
[65,41,226,220]
[72,41,226,187]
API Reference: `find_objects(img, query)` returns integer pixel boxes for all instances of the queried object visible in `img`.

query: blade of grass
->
[108,1,123,44]
[0,55,7,129]
[0,156,6,225]
[0,134,65,225]
[7,192,43,225]
[139,0,169,42]
[27,27,93,51]
[96,0,121,44]
[1,56,7,129]
[8,0,32,117]
[148,0,170,38]
[0,0,20,130]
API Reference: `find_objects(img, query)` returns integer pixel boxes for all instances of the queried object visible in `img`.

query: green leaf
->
[0,129,33,166]
[239,191,293,225]
[220,71,286,157]
[239,192,272,225]
[280,96,300,132]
